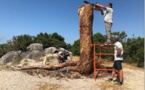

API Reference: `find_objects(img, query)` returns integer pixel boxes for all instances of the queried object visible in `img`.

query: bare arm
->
[96,4,106,9]
[57,53,63,58]
[116,48,123,57]
[95,4,106,15]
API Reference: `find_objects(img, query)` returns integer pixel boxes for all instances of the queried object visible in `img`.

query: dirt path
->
[0,62,144,90]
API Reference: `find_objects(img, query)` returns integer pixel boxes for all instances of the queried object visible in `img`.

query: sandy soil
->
[0,61,144,90]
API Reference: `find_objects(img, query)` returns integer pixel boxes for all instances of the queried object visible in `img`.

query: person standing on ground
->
[108,35,124,85]
[95,3,113,44]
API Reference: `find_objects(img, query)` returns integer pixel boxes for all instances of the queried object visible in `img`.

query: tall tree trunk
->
[15,4,95,75]
[78,4,94,74]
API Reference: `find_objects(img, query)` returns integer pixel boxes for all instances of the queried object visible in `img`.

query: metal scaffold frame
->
[91,44,114,80]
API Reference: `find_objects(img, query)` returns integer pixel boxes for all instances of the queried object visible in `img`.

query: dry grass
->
[11,59,21,65]
[0,65,14,71]
[22,69,82,79]
[99,82,128,90]
[122,63,144,71]
[71,56,79,62]
[36,82,61,90]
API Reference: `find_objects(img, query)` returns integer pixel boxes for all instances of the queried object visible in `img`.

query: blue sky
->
[0,0,144,44]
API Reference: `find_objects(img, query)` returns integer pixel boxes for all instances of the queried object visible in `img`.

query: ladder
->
[91,44,114,80]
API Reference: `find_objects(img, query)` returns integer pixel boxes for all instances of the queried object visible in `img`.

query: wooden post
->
[78,4,94,74]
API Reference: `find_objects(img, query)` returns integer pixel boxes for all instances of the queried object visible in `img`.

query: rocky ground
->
[0,59,144,90]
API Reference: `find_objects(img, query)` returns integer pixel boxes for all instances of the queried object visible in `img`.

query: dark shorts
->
[113,60,123,70]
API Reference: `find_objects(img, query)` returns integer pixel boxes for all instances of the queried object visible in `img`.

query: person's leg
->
[115,61,123,85]
[108,62,116,81]
[112,70,119,82]
[105,22,112,43]
[108,69,116,81]
[118,69,123,83]
[111,69,116,79]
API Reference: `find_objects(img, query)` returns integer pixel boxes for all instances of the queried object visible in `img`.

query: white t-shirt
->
[104,7,113,23]
[114,41,123,61]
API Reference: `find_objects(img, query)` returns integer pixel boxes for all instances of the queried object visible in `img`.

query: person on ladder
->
[95,2,113,44]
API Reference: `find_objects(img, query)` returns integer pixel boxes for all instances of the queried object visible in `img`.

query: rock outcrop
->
[0,43,72,66]
[0,51,21,64]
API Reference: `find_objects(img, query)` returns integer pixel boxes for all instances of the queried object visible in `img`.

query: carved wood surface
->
[78,4,94,74]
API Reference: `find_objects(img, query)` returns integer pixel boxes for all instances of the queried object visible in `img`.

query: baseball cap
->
[111,35,119,41]
[108,3,113,8]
